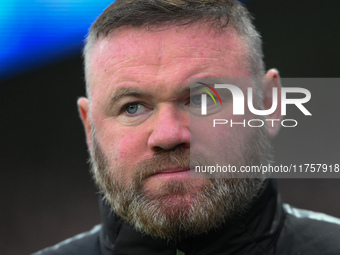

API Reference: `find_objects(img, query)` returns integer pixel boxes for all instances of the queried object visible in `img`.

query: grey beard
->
[89,125,273,242]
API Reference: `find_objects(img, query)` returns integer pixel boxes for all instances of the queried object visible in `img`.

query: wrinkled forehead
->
[86,23,250,93]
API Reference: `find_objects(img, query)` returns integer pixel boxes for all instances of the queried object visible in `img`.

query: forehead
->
[88,23,250,94]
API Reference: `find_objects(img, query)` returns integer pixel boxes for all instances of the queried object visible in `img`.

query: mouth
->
[151,167,191,180]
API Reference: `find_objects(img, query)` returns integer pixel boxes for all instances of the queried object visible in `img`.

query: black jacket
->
[33,180,340,255]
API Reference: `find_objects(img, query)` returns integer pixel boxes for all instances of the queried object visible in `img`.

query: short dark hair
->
[84,0,265,96]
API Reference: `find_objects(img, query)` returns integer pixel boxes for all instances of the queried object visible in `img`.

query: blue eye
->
[126,104,138,114]
[191,95,202,105]
[124,103,147,116]
[190,94,216,106]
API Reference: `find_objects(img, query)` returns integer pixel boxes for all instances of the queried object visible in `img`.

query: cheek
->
[191,114,253,158]
[93,112,151,163]
[116,132,146,159]
[100,128,149,169]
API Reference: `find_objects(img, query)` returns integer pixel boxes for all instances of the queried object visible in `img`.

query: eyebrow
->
[109,85,194,105]
[109,79,227,104]
[110,87,150,103]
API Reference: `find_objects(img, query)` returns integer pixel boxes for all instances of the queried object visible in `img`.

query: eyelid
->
[123,103,149,116]
[117,102,153,126]
[122,101,154,116]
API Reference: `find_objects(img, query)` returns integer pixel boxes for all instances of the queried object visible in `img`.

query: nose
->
[148,104,190,152]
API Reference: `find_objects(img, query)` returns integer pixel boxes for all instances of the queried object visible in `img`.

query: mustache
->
[92,135,210,182]
[132,146,190,183]
[131,146,215,185]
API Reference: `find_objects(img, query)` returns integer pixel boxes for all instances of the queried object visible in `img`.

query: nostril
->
[153,143,189,155]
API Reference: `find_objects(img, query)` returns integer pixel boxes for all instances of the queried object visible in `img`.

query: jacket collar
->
[99,179,284,255]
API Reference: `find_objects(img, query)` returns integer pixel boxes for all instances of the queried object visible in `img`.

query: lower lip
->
[152,169,191,179]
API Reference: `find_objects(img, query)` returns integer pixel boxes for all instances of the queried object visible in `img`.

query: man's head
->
[78,0,281,242]
[83,0,266,98]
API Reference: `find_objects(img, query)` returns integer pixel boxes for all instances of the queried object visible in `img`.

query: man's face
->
[79,23,273,240]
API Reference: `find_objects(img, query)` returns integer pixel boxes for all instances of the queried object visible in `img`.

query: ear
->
[262,69,282,138]
[77,97,92,149]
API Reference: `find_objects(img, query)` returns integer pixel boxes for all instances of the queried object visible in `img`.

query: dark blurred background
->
[1,0,340,254]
